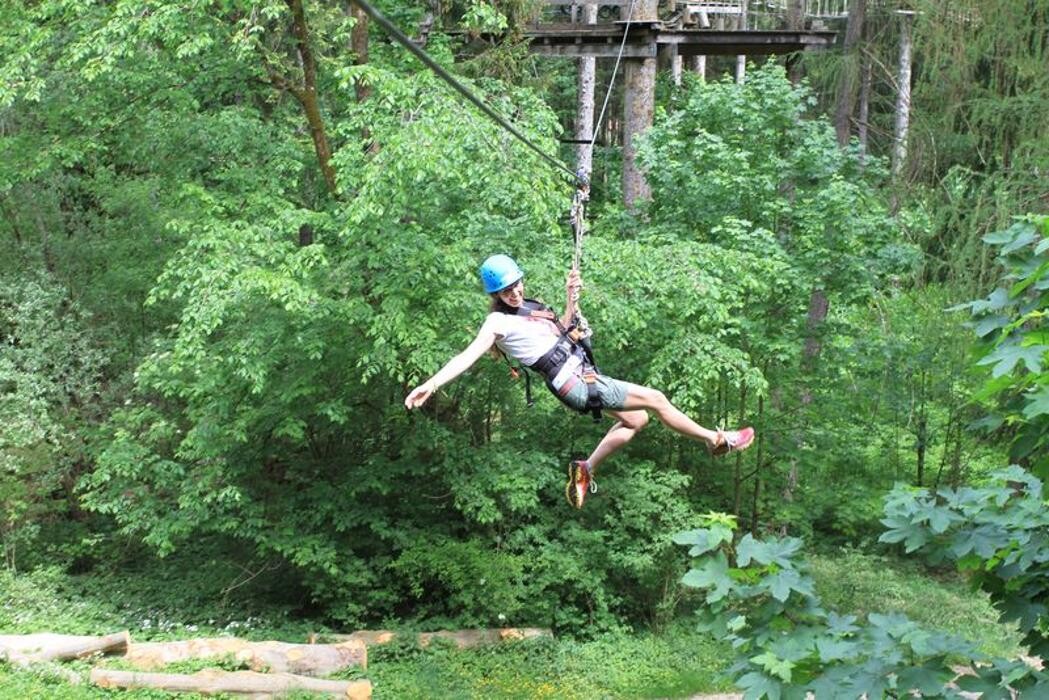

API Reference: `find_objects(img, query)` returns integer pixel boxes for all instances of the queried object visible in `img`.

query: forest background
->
[0,0,1047,697]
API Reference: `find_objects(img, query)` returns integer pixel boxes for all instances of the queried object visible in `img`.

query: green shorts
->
[557,373,629,412]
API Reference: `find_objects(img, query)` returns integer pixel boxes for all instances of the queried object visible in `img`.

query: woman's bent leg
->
[618,383,720,448]
[586,409,649,470]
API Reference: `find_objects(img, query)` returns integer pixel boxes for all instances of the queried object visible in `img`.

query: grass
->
[808,547,1022,658]
[345,626,733,699]
[0,548,1025,699]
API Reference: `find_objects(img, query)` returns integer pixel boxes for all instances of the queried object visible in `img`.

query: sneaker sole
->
[565,463,584,509]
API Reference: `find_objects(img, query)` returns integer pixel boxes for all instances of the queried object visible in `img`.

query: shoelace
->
[583,463,598,494]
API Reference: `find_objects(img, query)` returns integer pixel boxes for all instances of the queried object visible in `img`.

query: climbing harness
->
[494,298,603,422]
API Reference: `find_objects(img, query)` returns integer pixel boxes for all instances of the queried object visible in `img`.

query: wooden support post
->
[577,3,598,180]
[622,0,658,209]
[691,55,706,81]
[735,0,749,83]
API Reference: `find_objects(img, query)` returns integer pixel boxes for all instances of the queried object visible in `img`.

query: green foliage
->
[641,62,907,304]
[955,216,1049,478]
[881,467,1049,658]
[0,0,1023,644]
[0,274,106,571]
[676,514,1047,698]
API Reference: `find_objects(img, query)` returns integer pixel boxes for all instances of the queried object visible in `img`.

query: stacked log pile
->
[1,627,552,696]
[0,632,372,698]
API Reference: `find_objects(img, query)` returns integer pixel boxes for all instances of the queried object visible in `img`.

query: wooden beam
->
[525,26,836,58]
[530,43,655,57]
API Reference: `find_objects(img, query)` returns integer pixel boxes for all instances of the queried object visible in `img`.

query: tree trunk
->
[833,0,866,146]
[576,3,598,181]
[90,669,372,699]
[124,638,366,676]
[750,386,765,534]
[0,632,129,663]
[287,0,338,196]
[892,11,915,177]
[350,2,370,103]
[310,628,552,649]
[915,370,927,487]
[802,288,829,372]
[857,51,872,164]
[622,0,658,209]
[733,381,747,516]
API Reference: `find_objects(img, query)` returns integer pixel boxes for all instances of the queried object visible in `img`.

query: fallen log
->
[308,627,552,649]
[90,668,372,699]
[0,631,130,663]
[125,637,366,676]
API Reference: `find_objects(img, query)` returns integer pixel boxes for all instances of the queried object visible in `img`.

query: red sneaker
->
[565,460,596,509]
[712,427,755,456]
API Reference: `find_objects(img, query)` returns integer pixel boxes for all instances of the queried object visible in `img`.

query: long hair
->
[490,294,514,314]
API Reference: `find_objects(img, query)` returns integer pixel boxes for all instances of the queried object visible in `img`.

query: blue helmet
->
[479,254,524,294]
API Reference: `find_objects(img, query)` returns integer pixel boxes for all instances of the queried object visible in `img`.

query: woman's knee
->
[621,410,649,431]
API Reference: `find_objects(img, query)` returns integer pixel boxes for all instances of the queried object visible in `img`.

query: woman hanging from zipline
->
[404,254,755,509]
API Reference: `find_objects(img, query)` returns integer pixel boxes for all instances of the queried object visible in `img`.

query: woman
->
[404,254,755,508]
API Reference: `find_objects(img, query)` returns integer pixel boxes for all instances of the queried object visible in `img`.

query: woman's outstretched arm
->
[404,318,498,409]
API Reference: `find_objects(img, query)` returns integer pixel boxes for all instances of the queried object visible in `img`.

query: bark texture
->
[892,11,915,177]
[622,0,658,209]
[286,0,338,195]
[350,2,370,103]
[0,632,129,663]
[576,3,598,180]
[833,0,866,146]
[124,638,367,676]
[90,669,372,698]
[310,628,552,649]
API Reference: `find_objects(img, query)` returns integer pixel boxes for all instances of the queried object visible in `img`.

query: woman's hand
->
[404,380,436,410]
[566,268,583,297]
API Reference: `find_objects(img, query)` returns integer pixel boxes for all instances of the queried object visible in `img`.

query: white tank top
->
[484,311,583,390]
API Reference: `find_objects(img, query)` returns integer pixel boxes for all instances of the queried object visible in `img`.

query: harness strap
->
[582,372,602,424]
[495,297,601,419]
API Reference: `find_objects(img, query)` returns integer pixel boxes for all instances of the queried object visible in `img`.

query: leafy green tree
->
[0,273,105,571]
[955,215,1049,477]
[638,63,914,529]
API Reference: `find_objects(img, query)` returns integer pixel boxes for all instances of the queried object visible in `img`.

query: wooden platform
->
[525,23,836,58]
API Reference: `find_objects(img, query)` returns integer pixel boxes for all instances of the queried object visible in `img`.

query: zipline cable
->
[352,0,581,184]
[589,0,638,155]
[571,0,639,276]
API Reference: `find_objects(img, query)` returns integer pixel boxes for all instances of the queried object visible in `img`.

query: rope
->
[355,0,642,339]
[352,0,581,184]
